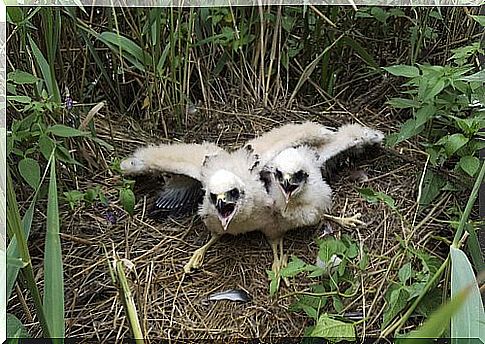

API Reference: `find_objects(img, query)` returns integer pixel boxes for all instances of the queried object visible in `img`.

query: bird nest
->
[11,99,465,341]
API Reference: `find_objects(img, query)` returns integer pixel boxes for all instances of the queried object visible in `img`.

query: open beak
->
[215,194,236,231]
[279,175,293,212]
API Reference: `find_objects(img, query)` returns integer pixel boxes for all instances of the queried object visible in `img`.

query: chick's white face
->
[272,148,310,208]
[207,170,245,231]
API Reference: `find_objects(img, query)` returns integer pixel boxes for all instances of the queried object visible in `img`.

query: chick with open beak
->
[210,187,241,231]
[274,169,308,211]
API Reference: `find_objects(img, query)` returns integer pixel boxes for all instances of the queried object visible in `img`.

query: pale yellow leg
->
[184,233,220,273]
[323,213,365,228]
[268,237,290,288]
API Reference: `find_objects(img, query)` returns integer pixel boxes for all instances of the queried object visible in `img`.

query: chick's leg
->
[184,233,220,273]
[268,237,290,287]
[323,213,365,228]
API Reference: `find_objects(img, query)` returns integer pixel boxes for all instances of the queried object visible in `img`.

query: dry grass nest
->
[11,99,471,341]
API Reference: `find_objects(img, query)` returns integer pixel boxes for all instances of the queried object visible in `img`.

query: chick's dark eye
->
[210,193,217,204]
[229,188,239,198]
[293,170,308,183]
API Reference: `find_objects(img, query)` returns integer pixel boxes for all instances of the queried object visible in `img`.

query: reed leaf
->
[43,156,65,338]
[27,34,61,103]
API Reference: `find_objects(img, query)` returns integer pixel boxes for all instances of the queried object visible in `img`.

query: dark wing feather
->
[321,142,383,182]
[147,174,204,220]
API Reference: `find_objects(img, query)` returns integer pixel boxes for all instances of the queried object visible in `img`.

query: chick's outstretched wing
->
[120,142,224,219]
[244,122,335,167]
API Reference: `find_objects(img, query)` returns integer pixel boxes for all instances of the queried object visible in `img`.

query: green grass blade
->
[453,156,485,246]
[6,194,37,301]
[450,246,485,341]
[6,167,51,337]
[404,286,470,342]
[27,34,61,103]
[115,259,144,343]
[288,35,343,105]
[43,156,65,338]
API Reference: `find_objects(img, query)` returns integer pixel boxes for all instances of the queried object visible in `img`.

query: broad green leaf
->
[423,78,446,101]
[18,158,40,190]
[450,246,485,342]
[318,238,347,263]
[120,188,135,216]
[419,170,446,206]
[443,134,469,156]
[281,256,308,278]
[383,65,420,78]
[415,104,436,127]
[7,70,40,84]
[382,287,409,329]
[47,125,88,138]
[43,158,65,337]
[7,313,31,338]
[398,262,412,283]
[459,156,480,177]
[310,314,356,341]
[38,135,56,161]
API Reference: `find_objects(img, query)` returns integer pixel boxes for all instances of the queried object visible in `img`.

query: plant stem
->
[381,256,449,337]
[452,160,485,247]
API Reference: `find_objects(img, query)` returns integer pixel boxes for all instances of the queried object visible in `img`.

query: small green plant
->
[268,235,365,340]
[381,249,443,330]
[383,16,484,182]
[63,186,108,211]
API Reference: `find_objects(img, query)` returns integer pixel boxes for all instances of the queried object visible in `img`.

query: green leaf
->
[281,256,308,278]
[423,78,446,101]
[28,34,61,103]
[383,65,420,78]
[7,256,27,268]
[387,97,421,109]
[7,70,40,84]
[18,158,40,190]
[318,238,347,263]
[6,193,37,301]
[38,135,56,161]
[120,188,135,216]
[47,124,88,138]
[419,170,446,206]
[310,314,356,341]
[98,32,150,71]
[415,104,436,127]
[43,157,65,337]
[398,262,412,283]
[450,246,485,342]
[382,287,409,329]
[470,15,485,27]
[8,95,32,104]
[405,287,471,341]
[459,69,485,82]
[7,313,31,338]
[459,156,480,177]
[443,133,469,156]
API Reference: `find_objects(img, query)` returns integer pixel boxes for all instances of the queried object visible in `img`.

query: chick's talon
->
[324,213,366,228]
[183,247,206,273]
